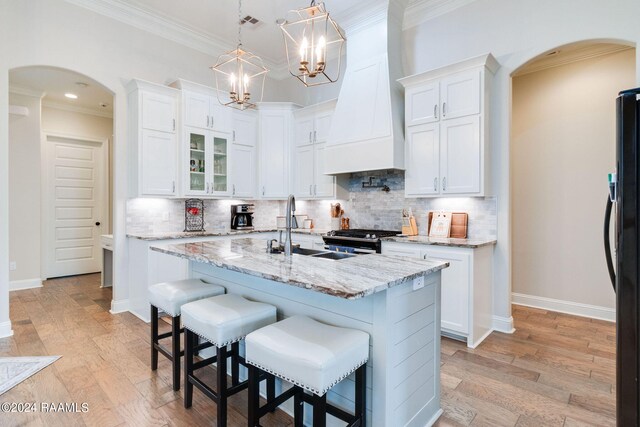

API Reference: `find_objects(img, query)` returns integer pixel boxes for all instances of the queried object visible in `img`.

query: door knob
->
[95,222,101,226]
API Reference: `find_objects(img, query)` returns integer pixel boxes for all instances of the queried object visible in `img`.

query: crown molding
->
[513,44,634,77]
[9,85,46,98]
[42,100,113,119]
[334,1,389,36]
[403,0,477,30]
[63,0,291,78]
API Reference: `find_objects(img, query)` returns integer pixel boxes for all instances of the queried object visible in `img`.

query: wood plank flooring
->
[1,274,616,426]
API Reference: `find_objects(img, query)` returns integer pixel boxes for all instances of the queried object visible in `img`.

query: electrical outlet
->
[413,276,424,290]
[162,212,170,221]
[9,261,16,271]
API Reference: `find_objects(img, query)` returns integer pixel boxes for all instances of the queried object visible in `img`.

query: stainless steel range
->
[322,229,401,254]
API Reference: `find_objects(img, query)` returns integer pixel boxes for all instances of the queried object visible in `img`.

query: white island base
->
[189,261,443,427]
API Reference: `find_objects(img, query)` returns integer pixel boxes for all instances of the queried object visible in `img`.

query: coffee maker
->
[231,204,255,230]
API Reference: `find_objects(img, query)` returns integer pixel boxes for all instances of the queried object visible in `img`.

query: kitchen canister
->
[330,217,341,230]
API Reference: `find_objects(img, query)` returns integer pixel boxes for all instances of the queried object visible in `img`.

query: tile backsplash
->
[126,170,497,239]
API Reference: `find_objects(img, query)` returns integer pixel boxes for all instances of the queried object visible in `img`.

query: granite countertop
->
[127,228,330,241]
[382,235,497,248]
[150,238,448,300]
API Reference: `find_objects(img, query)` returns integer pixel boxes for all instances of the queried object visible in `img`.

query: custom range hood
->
[324,0,408,174]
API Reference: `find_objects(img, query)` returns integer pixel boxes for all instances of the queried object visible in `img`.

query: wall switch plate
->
[413,276,424,290]
[9,261,16,271]
[162,212,170,221]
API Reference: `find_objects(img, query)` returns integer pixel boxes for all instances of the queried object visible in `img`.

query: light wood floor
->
[1,274,616,426]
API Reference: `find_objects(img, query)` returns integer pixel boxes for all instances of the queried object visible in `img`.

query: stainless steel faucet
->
[284,194,298,257]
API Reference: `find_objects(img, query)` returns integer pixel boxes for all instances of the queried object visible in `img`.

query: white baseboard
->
[109,299,130,314]
[492,315,515,334]
[512,292,615,322]
[0,321,13,338]
[9,278,43,291]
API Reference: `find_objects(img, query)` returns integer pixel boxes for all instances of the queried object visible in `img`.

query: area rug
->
[0,356,61,395]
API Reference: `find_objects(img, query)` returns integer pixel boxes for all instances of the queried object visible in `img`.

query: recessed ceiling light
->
[65,93,78,99]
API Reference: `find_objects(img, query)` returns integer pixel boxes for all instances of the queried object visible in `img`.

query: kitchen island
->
[151,238,448,427]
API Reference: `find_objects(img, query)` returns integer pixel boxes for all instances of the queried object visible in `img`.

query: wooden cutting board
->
[428,211,468,238]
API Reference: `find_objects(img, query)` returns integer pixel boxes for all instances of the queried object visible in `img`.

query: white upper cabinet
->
[441,70,480,120]
[230,143,255,198]
[398,54,498,198]
[127,79,179,197]
[183,90,210,129]
[292,100,346,200]
[258,104,296,199]
[233,110,257,147]
[405,82,440,126]
[405,123,440,196]
[172,79,232,133]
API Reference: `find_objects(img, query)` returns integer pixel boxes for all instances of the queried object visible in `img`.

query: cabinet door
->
[405,123,440,197]
[313,143,335,198]
[185,128,209,196]
[140,129,177,195]
[314,110,333,143]
[295,116,315,146]
[211,100,232,133]
[406,82,440,126]
[141,92,176,133]
[211,134,230,196]
[230,144,256,198]
[440,116,481,195]
[381,243,422,258]
[233,111,257,147]
[183,90,210,129]
[441,70,480,120]
[423,248,470,335]
[293,145,315,198]
[259,111,289,198]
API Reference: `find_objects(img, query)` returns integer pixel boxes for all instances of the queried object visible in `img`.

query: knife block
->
[402,216,418,236]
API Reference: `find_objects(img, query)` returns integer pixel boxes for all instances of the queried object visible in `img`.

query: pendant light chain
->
[237,0,242,49]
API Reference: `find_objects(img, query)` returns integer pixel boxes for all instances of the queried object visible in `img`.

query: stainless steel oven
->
[322,229,401,254]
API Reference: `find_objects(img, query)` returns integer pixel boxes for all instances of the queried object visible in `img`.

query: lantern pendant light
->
[211,0,268,110]
[279,1,346,87]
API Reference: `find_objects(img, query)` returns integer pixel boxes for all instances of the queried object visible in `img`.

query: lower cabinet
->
[381,241,494,348]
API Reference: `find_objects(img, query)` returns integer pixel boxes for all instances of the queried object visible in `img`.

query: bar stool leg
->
[231,342,240,386]
[294,389,304,427]
[267,375,276,407]
[184,329,194,408]
[150,305,159,371]
[247,365,260,427]
[355,364,366,426]
[216,345,228,427]
[171,315,181,391]
[312,394,327,427]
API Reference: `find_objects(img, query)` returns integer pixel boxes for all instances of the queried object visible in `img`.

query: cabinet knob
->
[95,222,101,226]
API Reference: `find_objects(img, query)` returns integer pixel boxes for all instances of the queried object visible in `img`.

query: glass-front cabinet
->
[183,127,230,197]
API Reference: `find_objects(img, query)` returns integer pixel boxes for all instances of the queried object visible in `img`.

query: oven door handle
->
[323,245,377,254]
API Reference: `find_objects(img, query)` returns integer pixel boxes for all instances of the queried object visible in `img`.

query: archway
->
[509,40,636,320]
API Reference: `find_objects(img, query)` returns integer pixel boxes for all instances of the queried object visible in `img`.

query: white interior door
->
[45,136,106,279]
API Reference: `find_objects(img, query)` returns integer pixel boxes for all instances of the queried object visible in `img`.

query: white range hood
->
[324,0,408,174]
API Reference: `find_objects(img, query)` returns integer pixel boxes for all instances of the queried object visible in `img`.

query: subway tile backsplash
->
[126,170,497,239]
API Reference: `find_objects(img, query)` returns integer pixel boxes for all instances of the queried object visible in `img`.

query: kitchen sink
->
[292,247,326,256]
[311,251,356,260]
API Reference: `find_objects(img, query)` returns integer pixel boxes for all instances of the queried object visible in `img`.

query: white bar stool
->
[182,294,277,427]
[148,278,225,391]
[245,315,370,427]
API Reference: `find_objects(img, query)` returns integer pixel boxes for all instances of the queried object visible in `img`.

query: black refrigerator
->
[604,87,640,426]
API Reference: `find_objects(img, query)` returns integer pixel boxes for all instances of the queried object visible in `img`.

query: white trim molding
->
[9,278,43,292]
[403,0,477,30]
[9,85,46,99]
[42,100,113,119]
[492,315,515,334]
[512,293,615,322]
[0,321,13,338]
[110,298,129,314]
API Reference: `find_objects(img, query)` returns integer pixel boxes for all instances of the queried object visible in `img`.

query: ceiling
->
[9,67,113,117]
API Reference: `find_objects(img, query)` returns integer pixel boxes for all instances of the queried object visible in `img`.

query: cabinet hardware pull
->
[434,177,437,192]
[210,115,214,128]
[262,186,265,196]
[442,102,446,117]
[442,177,447,191]
[232,130,236,141]
[172,181,175,193]
[314,184,317,196]
[207,116,210,127]
[309,184,312,195]
[314,130,317,142]
[233,184,235,195]
[423,254,428,260]
[172,119,176,131]
[434,104,438,119]
[309,131,312,143]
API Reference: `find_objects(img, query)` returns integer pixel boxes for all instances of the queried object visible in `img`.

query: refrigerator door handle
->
[604,195,616,292]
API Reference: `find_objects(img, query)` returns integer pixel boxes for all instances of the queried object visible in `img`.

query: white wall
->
[402,0,640,330]
[8,93,42,285]
[512,49,635,317]
[41,106,114,233]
